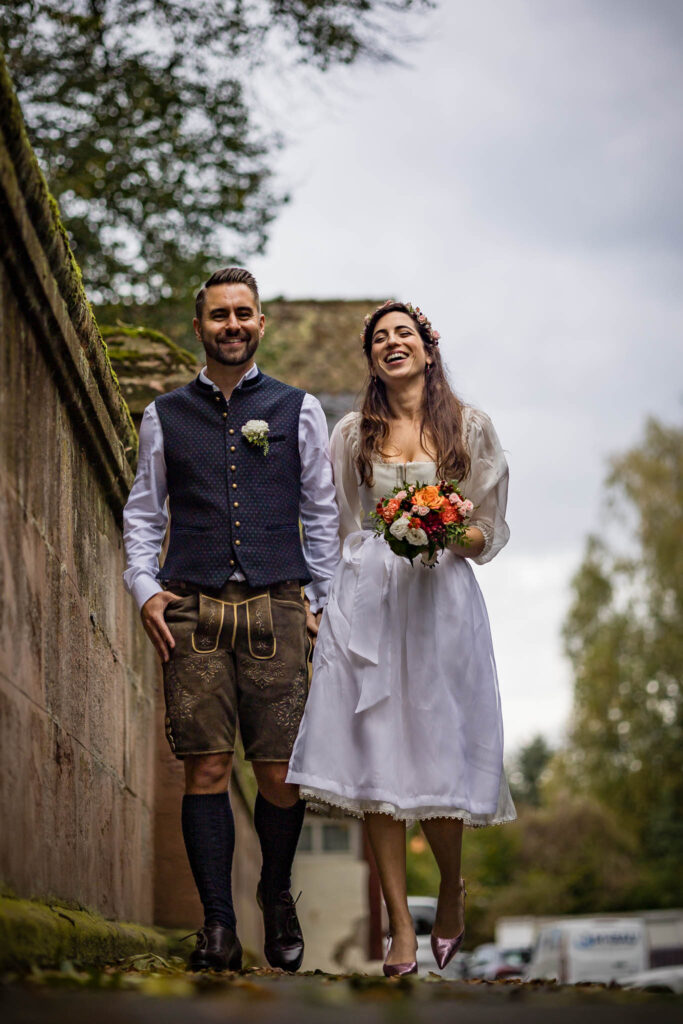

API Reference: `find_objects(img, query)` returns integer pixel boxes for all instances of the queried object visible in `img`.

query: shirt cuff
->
[304,580,330,614]
[130,575,163,611]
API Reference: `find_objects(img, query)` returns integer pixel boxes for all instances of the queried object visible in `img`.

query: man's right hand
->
[141,590,183,663]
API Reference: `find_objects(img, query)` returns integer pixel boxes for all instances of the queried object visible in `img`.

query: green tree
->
[560,418,683,905]
[0,0,433,305]
[508,735,553,807]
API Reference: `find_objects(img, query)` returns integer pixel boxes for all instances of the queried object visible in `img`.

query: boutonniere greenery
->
[241,419,270,455]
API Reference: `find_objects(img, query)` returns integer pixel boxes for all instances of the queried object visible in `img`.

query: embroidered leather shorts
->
[161,578,311,761]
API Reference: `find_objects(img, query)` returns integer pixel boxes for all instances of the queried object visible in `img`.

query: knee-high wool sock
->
[254,793,306,899]
[181,792,236,930]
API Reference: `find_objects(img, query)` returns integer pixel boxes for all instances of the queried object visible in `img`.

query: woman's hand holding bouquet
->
[370,481,474,566]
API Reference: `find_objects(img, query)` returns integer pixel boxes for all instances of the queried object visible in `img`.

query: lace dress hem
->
[293,776,517,828]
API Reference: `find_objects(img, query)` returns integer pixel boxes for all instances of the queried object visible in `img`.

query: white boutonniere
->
[241,419,270,455]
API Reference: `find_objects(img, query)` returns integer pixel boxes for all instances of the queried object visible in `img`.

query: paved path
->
[2,965,682,1024]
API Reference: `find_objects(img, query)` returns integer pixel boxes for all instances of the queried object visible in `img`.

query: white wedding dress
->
[287,408,516,825]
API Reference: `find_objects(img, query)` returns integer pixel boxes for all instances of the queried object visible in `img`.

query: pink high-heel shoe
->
[431,880,467,970]
[383,937,417,977]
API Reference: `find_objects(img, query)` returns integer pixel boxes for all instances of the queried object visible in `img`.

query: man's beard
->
[201,327,259,366]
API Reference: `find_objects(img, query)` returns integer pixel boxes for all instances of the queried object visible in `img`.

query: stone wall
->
[0,56,266,949]
[0,54,158,923]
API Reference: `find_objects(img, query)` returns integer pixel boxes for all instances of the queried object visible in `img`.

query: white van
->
[525,917,648,984]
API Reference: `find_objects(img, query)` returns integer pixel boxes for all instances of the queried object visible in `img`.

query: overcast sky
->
[247,0,683,755]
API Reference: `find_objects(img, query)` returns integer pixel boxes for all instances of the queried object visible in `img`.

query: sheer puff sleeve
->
[463,407,510,564]
[330,411,363,547]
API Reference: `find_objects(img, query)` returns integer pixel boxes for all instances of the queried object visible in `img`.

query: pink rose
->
[462,499,474,513]
[395,489,407,501]
[449,493,462,506]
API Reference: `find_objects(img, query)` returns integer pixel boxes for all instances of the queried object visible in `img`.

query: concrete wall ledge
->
[0,895,183,970]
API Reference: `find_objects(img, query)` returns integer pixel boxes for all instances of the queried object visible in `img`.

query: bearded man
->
[123,267,339,971]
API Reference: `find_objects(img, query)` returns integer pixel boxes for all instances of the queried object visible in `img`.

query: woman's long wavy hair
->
[357,302,471,487]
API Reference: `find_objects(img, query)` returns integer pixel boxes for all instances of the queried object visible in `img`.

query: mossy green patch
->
[0,894,182,970]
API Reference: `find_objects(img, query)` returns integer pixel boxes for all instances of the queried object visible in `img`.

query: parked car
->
[525,917,648,985]
[466,942,529,980]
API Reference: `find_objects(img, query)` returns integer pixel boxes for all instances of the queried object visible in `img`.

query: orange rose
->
[412,485,445,509]
[440,504,460,524]
[382,498,401,523]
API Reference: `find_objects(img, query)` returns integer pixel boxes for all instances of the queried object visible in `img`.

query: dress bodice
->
[329,408,510,566]
[360,461,438,529]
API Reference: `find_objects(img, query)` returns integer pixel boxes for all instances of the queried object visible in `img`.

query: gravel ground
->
[1,960,682,1024]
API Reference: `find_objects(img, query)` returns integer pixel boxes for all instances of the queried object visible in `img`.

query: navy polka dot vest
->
[155,371,310,588]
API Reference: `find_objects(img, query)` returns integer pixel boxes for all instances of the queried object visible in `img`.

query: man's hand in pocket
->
[141,590,183,663]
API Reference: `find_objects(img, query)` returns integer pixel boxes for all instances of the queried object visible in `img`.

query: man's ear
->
[259,313,265,338]
[192,317,202,344]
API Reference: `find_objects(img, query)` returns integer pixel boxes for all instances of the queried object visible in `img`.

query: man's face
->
[193,283,265,367]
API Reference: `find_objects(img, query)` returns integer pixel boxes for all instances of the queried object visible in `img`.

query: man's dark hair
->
[195,267,260,319]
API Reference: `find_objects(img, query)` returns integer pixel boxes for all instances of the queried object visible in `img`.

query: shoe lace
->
[281,890,302,937]
[180,927,207,950]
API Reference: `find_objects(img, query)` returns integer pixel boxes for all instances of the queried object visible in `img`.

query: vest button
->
[230,464,236,471]
[233,502,239,508]
[235,521,240,527]
[230,445,236,452]
[228,428,235,435]
[235,539,241,546]
[215,396,220,402]
[229,559,235,567]
[232,483,237,489]
[223,412,228,419]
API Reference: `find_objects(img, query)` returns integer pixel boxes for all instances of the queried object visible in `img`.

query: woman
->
[288,301,515,975]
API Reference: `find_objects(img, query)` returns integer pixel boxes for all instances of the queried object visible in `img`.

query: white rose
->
[389,515,411,540]
[406,527,428,546]
[242,419,269,435]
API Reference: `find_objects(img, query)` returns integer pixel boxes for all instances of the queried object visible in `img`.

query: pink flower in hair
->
[432,330,440,341]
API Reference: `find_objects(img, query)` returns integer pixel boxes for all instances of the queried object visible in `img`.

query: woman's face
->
[370,311,432,387]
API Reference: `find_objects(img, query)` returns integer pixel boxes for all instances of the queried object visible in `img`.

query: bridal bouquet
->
[370,481,474,566]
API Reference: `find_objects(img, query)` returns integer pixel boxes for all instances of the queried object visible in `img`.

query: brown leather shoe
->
[188,922,242,972]
[256,884,304,972]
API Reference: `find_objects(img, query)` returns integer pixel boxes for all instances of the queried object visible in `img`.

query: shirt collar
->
[199,363,259,392]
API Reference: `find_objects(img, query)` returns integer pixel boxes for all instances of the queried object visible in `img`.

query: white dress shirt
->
[123,364,340,613]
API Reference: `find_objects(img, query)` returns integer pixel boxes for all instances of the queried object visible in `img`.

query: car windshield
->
[501,949,530,966]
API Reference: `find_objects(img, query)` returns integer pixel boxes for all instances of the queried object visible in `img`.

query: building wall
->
[292,815,371,972]
[0,55,158,923]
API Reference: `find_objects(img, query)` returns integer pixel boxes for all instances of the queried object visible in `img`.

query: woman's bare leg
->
[421,817,465,938]
[365,813,417,965]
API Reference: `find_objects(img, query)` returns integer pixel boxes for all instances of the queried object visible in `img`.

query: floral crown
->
[361,300,440,346]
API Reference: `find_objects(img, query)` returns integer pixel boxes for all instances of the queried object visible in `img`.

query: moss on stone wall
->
[0,895,181,970]
[0,51,137,465]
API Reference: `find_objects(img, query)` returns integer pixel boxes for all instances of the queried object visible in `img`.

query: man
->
[123,267,339,972]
